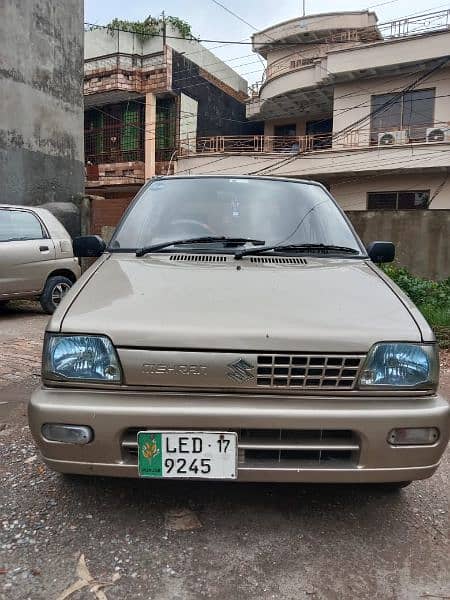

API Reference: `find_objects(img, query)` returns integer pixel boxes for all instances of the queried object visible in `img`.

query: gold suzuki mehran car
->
[29,176,449,488]
[0,205,80,313]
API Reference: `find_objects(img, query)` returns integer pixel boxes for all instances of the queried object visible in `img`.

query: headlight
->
[359,343,438,390]
[43,334,122,383]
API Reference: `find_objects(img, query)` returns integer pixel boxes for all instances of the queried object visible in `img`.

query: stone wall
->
[347,209,450,280]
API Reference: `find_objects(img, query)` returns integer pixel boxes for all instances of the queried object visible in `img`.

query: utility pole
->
[302,0,306,17]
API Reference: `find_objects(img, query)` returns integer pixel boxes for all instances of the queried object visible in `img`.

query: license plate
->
[137,431,237,479]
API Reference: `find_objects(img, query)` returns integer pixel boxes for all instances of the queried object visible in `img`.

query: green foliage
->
[166,16,194,39]
[105,15,194,42]
[382,264,450,347]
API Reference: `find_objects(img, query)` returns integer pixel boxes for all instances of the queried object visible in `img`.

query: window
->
[370,88,435,143]
[306,118,333,149]
[84,101,144,164]
[367,190,430,210]
[0,210,45,241]
[155,97,177,161]
[274,124,296,137]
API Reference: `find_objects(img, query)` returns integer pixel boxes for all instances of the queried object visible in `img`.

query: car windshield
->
[110,177,363,255]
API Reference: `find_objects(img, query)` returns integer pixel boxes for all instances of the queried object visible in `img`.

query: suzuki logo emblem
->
[227,359,255,382]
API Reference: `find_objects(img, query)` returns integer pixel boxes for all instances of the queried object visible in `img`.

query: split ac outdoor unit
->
[378,130,409,146]
[426,127,450,143]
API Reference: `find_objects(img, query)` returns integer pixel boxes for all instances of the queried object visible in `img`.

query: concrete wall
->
[331,173,450,210]
[84,28,163,59]
[347,210,450,279]
[253,11,378,52]
[0,0,84,234]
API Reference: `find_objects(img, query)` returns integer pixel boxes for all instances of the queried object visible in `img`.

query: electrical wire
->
[208,149,450,182]
[83,8,450,48]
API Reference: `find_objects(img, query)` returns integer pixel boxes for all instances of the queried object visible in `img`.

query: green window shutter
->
[94,112,104,154]
[122,105,139,150]
[156,101,176,151]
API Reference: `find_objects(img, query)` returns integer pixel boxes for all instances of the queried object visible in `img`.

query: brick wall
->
[86,161,144,188]
[84,63,169,96]
[90,196,135,236]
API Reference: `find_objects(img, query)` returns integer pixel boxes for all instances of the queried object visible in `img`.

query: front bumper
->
[28,387,450,482]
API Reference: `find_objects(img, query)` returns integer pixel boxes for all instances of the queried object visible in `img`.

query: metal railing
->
[382,9,450,39]
[179,123,450,156]
[85,123,144,165]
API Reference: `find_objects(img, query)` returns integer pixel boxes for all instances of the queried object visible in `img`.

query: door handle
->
[39,245,49,252]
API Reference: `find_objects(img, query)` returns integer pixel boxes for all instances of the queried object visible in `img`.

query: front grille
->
[121,428,360,469]
[256,354,365,390]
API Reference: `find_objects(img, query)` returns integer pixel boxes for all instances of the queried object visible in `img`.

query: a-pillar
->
[145,92,156,179]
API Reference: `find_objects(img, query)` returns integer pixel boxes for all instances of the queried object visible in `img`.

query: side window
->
[0,210,45,242]
[367,191,429,210]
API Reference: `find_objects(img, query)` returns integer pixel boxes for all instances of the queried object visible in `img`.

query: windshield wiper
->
[136,237,265,256]
[234,243,360,260]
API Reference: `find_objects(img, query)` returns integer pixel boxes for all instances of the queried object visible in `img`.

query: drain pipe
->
[166,149,178,175]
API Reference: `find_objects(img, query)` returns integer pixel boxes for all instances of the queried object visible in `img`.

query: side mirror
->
[367,241,395,263]
[72,235,106,258]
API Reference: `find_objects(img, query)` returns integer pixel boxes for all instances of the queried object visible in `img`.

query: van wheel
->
[40,276,73,314]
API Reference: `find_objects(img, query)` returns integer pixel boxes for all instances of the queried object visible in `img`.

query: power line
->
[208,0,260,32]
[83,8,450,48]
[207,0,268,70]
[191,147,450,177]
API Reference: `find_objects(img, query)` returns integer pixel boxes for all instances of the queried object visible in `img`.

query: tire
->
[39,275,73,314]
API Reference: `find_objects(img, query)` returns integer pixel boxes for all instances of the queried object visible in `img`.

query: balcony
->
[177,123,450,178]
[181,133,333,156]
[179,122,449,157]
[85,123,144,165]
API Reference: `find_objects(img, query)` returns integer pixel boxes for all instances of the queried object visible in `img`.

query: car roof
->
[0,204,42,211]
[154,175,322,186]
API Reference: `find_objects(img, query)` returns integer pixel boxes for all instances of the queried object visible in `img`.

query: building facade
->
[177,10,450,210]
[0,0,84,234]
[84,23,256,201]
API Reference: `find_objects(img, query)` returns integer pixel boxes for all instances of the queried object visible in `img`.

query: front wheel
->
[40,276,73,314]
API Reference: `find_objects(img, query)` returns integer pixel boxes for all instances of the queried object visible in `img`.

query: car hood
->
[55,253,421,352]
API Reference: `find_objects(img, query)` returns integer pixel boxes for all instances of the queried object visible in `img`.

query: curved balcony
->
[252,11,380,57]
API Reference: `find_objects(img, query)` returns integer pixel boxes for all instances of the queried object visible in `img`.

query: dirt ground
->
[0,302,449,600]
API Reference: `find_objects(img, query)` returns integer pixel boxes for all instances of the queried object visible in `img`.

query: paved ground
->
[0,303,449,600]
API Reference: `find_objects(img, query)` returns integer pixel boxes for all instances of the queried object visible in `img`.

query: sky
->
[84,0,448,85]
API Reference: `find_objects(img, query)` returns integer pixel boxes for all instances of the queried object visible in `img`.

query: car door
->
[0,208,56,297]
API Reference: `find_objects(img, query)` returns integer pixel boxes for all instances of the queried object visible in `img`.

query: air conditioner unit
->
[378,130,409,146]
[426,127,450,143]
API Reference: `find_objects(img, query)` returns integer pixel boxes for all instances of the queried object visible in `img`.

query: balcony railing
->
[179,123,450,157]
